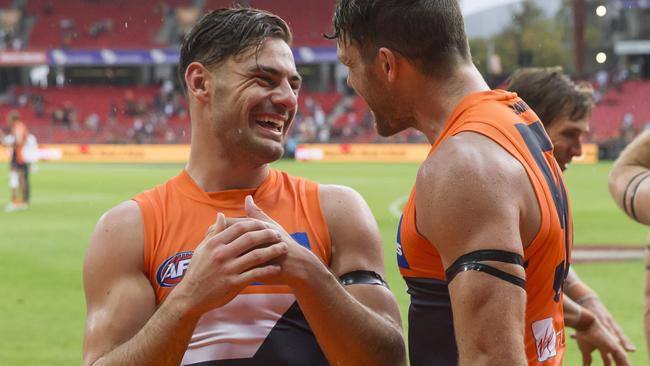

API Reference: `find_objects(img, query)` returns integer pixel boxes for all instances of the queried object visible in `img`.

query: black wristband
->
[339,270,389,288]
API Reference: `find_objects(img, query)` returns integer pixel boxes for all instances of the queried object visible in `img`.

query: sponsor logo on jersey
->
[396,215,410,269]
[157,251,193,288]
[532,317,557,362]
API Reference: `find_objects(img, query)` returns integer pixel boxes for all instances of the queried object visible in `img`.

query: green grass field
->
[0,161,647,365]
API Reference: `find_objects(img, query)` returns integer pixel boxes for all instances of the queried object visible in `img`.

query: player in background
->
[82,7,405,366]
[609,128,650,361]
[508,67,633,365]
[0,110,32,211]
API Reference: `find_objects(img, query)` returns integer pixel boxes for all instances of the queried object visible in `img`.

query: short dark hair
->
[327,0,470,76]
[178,7,292,90]
[507,67,594,127]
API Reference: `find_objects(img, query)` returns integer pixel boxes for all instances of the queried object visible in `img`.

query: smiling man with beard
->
[82,8,405,366]
[330,1,573,365]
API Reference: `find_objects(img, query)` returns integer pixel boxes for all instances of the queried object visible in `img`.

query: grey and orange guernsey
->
[133,169,331,365]
[397,90,572,366]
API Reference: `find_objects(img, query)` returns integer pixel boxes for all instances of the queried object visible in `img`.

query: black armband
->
[339,270,389,288]
[445,249,526,289]
[623,172,650,222]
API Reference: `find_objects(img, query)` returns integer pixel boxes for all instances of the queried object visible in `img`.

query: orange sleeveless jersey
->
[398,90,572,365]
[133,169,331,365]
[11,121,27,164]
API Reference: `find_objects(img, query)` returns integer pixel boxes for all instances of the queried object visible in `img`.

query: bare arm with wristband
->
[609,129,650,362]
[416,134,531,366]
[609,130,650,225]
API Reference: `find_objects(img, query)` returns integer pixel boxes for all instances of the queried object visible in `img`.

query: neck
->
[185,119,270,192]
[412,64,489,144]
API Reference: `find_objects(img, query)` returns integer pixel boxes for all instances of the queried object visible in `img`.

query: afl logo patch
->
[156,251,193,288]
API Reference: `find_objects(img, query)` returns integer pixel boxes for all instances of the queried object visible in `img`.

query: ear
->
[377,47,398,83]
[185,62,211,103]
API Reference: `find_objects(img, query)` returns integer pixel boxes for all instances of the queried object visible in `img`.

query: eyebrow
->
[253,64,302,84]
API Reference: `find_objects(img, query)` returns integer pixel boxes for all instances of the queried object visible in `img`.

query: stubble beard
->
[373,110,413,137]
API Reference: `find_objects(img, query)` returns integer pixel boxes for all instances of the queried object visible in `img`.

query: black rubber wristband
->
[339,270,389,288]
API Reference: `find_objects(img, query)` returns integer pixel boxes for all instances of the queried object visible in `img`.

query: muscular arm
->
[242,191,406,366]
[416,133,529,366]
[83,202,288,366]
[83,201,198,366]
[609,130,650,225]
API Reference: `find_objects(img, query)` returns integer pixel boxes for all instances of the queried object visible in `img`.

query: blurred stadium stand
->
[0,0,647,153]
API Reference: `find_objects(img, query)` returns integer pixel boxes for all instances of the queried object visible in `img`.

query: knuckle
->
[232,221,248,231]
[212,248,227,263]
[241,231,255,241]
[264,228,280,238]
[251,250,264,263]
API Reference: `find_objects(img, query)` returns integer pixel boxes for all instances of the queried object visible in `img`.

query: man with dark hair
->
[507,67,593,172]
[83,8,405,366]
[1,110,31,211]
[508,67,633,365]
[331,1,591,365]
[609,129,650,361]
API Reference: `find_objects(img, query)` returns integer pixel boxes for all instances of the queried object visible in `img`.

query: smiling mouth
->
[254,115,285,133]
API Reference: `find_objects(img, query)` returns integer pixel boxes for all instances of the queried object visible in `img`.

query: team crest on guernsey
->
[157,251,193,287]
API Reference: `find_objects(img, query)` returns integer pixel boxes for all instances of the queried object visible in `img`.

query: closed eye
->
[255,75,274,86]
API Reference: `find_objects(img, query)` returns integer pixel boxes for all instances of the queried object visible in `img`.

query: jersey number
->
[516,121,571,303]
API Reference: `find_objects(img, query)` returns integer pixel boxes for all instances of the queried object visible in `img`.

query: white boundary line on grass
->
[389,195,409,218]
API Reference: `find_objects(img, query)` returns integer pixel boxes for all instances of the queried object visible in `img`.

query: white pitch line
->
[572,249,645,262]
[389,195,409,218]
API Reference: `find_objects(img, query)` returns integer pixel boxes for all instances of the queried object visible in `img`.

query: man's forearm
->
[564,296,593,329]
[291,266,406,366]
[564,268,596,301]
[89,294,199,366]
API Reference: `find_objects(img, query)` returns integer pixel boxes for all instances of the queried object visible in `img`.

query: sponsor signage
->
[42,47,337,66]
[0,51,48,65]
[0,144,189,163]
[49,48,181,66]
[295,144,431,163]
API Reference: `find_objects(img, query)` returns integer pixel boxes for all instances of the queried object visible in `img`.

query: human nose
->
[570,140,583,158]
[271,80,298,111]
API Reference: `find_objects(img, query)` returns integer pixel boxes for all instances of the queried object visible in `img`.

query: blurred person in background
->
[82,7,405,366]
[609,129,650,361]
[0,110,34,212]
[508,67,634,364]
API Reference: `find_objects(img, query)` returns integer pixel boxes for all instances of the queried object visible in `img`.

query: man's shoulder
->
[422,131,526,186]
[457,92,537,128]
[98,200,143,232]
[318,184,371,228]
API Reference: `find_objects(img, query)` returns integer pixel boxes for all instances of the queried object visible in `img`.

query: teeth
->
[255,116,284,131]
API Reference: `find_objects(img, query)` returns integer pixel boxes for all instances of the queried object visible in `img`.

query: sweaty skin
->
[609,129,650,361]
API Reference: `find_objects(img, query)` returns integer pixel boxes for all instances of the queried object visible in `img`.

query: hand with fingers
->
[172,212,289,317]
[578,295,636,353]
[572,312,631,366]
[223,195,324,288]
